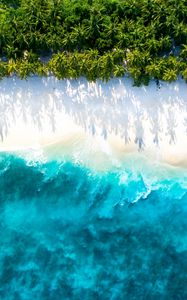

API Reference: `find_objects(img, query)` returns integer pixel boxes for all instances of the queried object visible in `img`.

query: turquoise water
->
[0,153,187,299]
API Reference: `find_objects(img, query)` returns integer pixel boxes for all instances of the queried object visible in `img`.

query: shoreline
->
[0,76,186,170]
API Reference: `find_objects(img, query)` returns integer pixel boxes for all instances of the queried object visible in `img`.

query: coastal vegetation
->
[0,0,187,84]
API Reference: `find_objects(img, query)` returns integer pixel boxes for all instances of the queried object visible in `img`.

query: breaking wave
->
[0,153,187,299]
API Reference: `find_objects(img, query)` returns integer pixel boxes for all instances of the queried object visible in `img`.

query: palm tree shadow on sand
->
[0,76,186,150]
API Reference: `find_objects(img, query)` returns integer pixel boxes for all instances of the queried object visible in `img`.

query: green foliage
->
[180,45,187,60]
[0,0,187,84]
[0,61,7,78]
[146,56,180,82]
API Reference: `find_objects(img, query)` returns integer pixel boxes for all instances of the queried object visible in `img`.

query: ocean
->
[0,152,186,299]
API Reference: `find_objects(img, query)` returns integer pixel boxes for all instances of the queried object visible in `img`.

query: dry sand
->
[0,76,186,169]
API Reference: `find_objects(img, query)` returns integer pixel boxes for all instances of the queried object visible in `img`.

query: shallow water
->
[0,153,187,299]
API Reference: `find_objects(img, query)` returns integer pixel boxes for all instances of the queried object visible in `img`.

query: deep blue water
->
[0,154,187,300]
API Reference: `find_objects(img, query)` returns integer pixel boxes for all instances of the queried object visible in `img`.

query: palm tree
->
[145,37,160,55]
[112,48,125,65]
[162,69,178,82]
[70,24,88,50]
[0,61,7,78]
[7,58,16,75]
[113,65,125,77]
[84,8,104,47]
[6,45,18,59]
[48,52,67,79]
[145,61,162,79]
[181,66,187,82]
[84,50,99,81]
[101,17,119,49]
[98,53,114,81]
[159,35,172,53]
[173,22,187,44]
[180,45,187,60]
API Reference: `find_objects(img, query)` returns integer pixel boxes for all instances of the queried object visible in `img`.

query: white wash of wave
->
[0,76,186,168]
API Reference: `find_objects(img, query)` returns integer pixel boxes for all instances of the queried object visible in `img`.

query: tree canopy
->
[0,0,187,84]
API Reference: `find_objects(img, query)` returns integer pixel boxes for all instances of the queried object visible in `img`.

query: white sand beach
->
[0,76,186,169]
